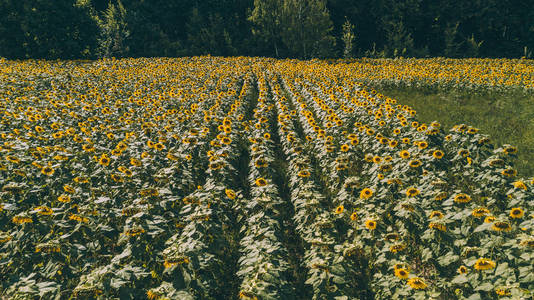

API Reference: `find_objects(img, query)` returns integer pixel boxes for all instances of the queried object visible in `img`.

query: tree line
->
[0,0,532,60]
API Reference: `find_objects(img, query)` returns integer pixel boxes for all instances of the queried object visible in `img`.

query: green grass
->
[377,86,534,178]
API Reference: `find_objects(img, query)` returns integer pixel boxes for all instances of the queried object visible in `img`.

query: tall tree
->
[281,0,336,58]
[249,0,284,57]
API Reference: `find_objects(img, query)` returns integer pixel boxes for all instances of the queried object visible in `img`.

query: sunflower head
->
[407,277,427,289]
[509,207,524,218]
[394,268,409,280]
[255,177,267,187]
[360,188,374,199]
[365,219,377,230]
[41,166,55,176]
[406,187,420,197]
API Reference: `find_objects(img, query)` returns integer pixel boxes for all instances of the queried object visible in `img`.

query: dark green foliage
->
[0,0,532,59]
[0,0,99,59]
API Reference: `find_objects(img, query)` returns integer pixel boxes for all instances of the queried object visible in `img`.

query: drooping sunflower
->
[429,222,446,232]
[472,207,490,217]
[390,244,406,253]
[454,193,471,203]
[429,211,444,219]
[491,219,512,232]
[474,258,496,271]
[407,277,427,289]
[501,168,517,177]
[409,160,422,168]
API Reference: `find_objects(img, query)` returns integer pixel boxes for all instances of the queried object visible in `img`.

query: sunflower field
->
[0,57,533,300]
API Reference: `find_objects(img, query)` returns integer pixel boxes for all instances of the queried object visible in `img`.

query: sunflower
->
[365,219,377,230]
[509,207,524,218]
[503,146,518,155]
[5,155,20,164]
[34,206,53,216]
[512,181,527,190]
[350,212,358,221]
[373,156,382,164]
[394,268,409,280]
[492,221,512,232]
[255,158,268,168]
[130,158,142,167]
[474,258,496,271]
[63,185,75,194]
[407,277,427,289]
[58,194,71,203]
[335,205,344,214]
[340,144,350,152]
[418,141,428,149]
[255,177,267,187]
[82,144,95,152]
[399,150,410,159]
[501,168,517,177]
[154,143,165,151]
[454,193,471,203]
[99,154,110,166]
[472,207,490,217]
[41,166,55,176]
[495,288,511,296]
[390,244,406,253]
[429,222,446,231]
[360,188,374,199]
[406,187,420,197]
[409,160,422,168]
[484,215,496,223]
[12,215,33,225]
[263,133,271,140]
[432,150,444,159]
[429,211,444,219]
[457,266,468,274]
[458,149,470,157]
[435,192,447,201]
[225,189,236,200]
[111,149,121,156]
[298,170,311,177]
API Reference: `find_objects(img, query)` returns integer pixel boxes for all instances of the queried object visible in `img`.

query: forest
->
[0,0,533,60]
